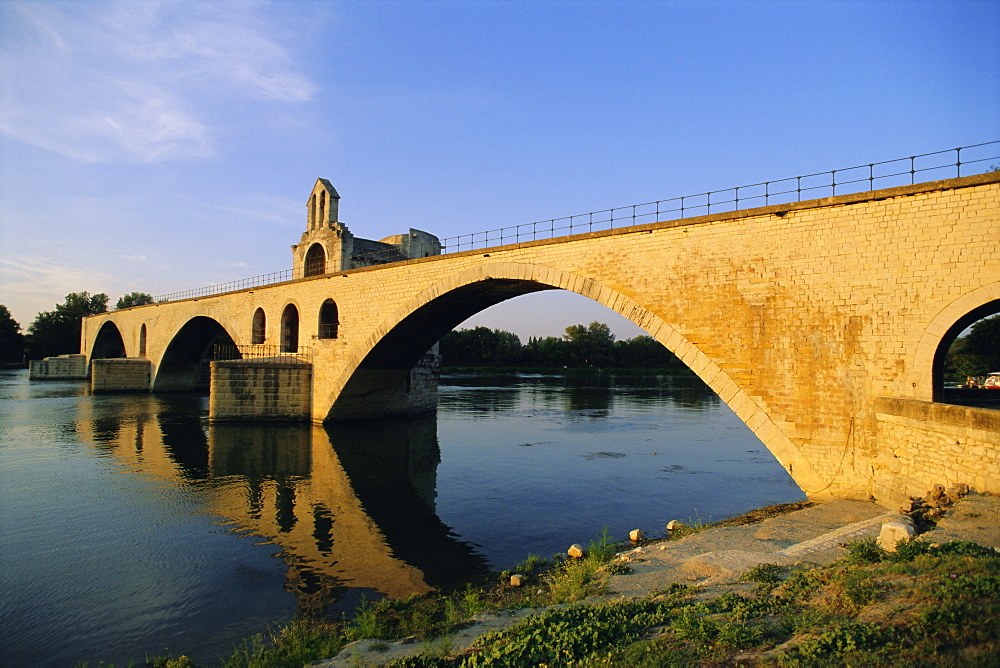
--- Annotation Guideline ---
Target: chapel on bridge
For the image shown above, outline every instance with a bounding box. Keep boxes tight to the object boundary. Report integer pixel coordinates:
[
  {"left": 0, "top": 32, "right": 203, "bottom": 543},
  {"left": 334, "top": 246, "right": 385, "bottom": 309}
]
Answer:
[{"left": 291, "top": 178, "right": 441, "bottom": 277}]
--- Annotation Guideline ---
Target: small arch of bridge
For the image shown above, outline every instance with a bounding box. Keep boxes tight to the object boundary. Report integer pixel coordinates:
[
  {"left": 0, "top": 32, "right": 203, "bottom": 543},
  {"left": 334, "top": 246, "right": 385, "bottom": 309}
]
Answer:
[
  {"left": 153, "top": 315, "right": 238, "bottom": 392},
  {"left": 916, "top": 283, "right": 1000, "bottom": 402},
  {"left": 92, "top": 320, "right": 127, "bottom": 359}
]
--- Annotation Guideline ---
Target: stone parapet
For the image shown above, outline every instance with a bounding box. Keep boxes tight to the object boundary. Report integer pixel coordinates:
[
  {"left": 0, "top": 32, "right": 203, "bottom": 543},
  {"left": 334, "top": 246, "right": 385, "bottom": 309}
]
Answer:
[{"left": 872, "top": 396, "right": 1000, "bottom": 507}]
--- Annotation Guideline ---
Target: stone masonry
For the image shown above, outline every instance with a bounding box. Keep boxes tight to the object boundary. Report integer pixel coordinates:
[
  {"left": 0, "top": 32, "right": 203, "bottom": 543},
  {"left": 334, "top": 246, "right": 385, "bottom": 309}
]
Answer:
[{"left": 81, "top": 173, "right": 1000, "bottom": 504}]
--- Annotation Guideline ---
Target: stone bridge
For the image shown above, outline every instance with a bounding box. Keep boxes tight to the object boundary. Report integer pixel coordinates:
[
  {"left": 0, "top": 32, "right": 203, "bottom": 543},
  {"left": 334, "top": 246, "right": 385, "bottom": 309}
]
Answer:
[{"left": 81, "top": 173, "right": 1000, "bottom": 504}]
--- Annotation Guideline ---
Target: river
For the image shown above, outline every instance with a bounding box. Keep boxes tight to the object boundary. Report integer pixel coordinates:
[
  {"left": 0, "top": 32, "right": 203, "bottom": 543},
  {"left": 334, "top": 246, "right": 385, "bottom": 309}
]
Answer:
[{"left": 0, "top": 367, "right": 805, "bottom": 666}]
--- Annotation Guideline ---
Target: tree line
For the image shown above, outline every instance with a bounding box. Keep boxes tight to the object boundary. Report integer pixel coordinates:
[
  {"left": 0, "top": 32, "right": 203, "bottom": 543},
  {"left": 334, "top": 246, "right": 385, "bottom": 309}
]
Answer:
[
  {"left": 0, "top": 292, "right": 153, "bottom": 363},
  {"left": 439, "top": 321, "right": 687, "bottom": 369}
]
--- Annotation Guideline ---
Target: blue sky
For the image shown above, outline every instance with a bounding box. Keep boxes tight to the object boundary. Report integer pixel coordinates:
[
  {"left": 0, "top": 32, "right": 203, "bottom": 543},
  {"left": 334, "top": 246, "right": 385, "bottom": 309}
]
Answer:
[{"left": 1, "top": 0, "right": 997, "bottom": 341}]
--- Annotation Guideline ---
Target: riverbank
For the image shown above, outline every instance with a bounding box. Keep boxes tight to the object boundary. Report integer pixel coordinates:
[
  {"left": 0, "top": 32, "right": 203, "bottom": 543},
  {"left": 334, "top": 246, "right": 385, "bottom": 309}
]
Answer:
[
  {"left": 179, "top": 493, "right": 997, "bottom": 667},
  {"left": 315, "top": 495, "right": 998, "bottom": 667}
]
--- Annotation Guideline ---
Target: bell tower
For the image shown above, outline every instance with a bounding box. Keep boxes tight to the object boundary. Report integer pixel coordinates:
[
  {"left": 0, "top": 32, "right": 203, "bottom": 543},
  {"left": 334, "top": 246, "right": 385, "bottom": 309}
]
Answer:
[{"left": 291, "top": 179, "right": 354, "bottom": 276}]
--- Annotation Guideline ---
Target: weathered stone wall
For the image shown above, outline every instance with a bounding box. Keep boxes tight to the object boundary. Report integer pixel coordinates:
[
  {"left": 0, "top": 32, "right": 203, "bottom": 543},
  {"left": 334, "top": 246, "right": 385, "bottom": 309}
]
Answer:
[
  {"left": 872, "top": 397, "right": 1000, "bottom": 507},
  {"left": 29, "top": 354, "right": 89, "bottom": 379},
  {"left": 82, "top": 173, "right": 1000, "bottom": 502},
  {"left": 91, "top": 358, "right": 152, "bottom": 392},
  {"left": 209, "top": 360, "right": 312, "bottom": 421}
]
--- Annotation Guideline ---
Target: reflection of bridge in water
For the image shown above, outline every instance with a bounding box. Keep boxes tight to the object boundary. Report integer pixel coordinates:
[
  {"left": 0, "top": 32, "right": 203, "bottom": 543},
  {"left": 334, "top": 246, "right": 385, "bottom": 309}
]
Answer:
[{"left": 74, "top": 396, "right": 490, "bottom": 617}]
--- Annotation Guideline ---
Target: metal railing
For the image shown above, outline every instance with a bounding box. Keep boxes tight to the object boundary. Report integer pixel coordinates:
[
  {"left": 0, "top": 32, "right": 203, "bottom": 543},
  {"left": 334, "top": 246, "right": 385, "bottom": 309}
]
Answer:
[
  {"left": 212, "top": 344, "right": 312, "bottom": 363},
  {"left": 149, "top": 141, "right": 998, "bottom": 305}
]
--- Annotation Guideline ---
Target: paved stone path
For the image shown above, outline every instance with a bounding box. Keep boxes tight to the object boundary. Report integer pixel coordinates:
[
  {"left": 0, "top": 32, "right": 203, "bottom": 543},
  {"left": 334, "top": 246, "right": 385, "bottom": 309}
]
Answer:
[{"left": 777, "top": 512, "right": 899, "bottom": 559}]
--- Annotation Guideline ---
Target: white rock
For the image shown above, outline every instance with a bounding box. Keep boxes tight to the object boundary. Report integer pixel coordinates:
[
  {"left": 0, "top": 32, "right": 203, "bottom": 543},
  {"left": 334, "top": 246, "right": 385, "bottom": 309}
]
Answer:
[
  {"left": 567, "top": 544, "right": 586, "bottom": 558},
  {"left": 667, "top": 520, "right": 686, "bottom": 532},
  {"left": 629, "top": 529, "right": 645, "bottom": 542},
  {"left": 877, "top": 521, "right": 916, "bottom": 552},
  {"left": 509, "top": 573, "right": 525, "bottom": 587}
]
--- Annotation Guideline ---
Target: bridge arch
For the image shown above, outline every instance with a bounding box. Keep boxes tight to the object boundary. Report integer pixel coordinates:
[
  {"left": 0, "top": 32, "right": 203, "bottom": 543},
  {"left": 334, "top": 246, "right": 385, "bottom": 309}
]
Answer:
[
  {"left": 323, "top": 261, "right": 822, "bottom": 491},
  {"left": 138, "top": 323, "right": 147, "bottom": 357},
  {"left": 91, "top": 321, "right": 127, "bottom": 359},
  {"left": 913, "top": 281, "right": 1000, "bottom": 402},
  {"left": 153, "top": 316, "right": 238, "bottom": 392}
]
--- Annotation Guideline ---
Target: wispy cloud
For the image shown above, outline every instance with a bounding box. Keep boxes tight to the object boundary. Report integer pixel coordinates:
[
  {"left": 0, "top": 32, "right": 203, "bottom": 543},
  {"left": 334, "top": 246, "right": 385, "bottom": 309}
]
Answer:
[
  {"left": 0, "top": 255, "right": 120, "bottom": 325},
  {"left": 180, "top": 192, "right": 304, "bottom": 228},
  {"left": 0, "top": 0, "right": 316, "bottom": 163}
]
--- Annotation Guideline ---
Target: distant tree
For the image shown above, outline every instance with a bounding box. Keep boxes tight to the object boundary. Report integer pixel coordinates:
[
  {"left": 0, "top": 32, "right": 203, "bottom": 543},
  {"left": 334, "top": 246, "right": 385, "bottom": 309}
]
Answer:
[
  {"left": 440, "top": 327, "right": 523, "bottom": 366},
  {"left": 563, "top": 321, "right": 615, "bottom": 366},
  {"left": 26, "top": 292, "right": 109, "bottom": 360},
  {"left": 613, "top": 335, "right": 683, "bottom": 369},
  {"left": 115, "top": 292, "right": 155, "bottom": 309},
  {"left": 0, "top": 305, "right": 26, "bottom": 363},
  {"left": 522, "top": 335, "right": 572, "bottom": 367},
  {"left": 949, "top": 314, "right": 1000, "bottom": 378}
]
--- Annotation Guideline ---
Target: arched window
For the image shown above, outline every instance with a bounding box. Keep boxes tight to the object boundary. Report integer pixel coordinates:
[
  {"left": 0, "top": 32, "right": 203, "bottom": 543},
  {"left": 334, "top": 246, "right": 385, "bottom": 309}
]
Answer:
[
  {"left": 304, "top": 243, "right": 326, "bottom": 277},
  {"left": 319, "top": 191, "right": 327, "bottom": 226},
  {"left": 309, "top": 194, "right": 316, "bottom": 230},
  {"left": 138, "top": 324, "right": 147, "bottom": 357},
  {"left": 318, "top": 299, "right": 339, "bottom": 339},
  {"left": 281, "top": 304, "right": 299, "bottom": 353},
  {"left": 251, "top": 308, "right": 266, "bottom": 345}
]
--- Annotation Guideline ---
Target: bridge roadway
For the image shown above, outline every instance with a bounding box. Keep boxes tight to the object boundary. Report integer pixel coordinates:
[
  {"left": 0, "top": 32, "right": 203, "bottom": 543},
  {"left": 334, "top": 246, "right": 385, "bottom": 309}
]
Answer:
[{"left": 82, "top": 173, "right": 1000, "bottom": 504}]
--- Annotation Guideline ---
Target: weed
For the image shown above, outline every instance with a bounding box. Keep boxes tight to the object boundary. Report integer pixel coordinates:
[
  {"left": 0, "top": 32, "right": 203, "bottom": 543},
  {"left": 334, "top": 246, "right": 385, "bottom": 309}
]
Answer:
[
  {"left": 844, "top": 536, "right": 884, "bottom": 564},
  {"left": 461, "top": 600, "right": 673, "bottom": 667},
  {"left": 588, "top": 526, "right": 621, "bottom": 561},
  {"left": 744, "top": 562, "right": 785, "bottom": 585},
  {"left": 780, "top": 622, "right": 890, "bottom": 664},
  {"left": 221, "top": 619, "right": 346, "bottom": 668}
]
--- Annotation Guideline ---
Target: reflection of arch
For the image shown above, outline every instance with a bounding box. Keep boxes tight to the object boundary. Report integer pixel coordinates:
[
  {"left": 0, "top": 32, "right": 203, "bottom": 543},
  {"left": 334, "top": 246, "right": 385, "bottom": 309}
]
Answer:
[
  {"left": 281, "top": 304, "right": 300, "bottom": 353},
  {"left": 138, "top": 324, "right": 147, "bottom": 357},
  {"left": 251, "top": 308, "right": 266, "bottom": 345},
  {"left": 154, "top": 316, "right": 238, "bottom": 391},
  {"left": 319, "top": 299, "right": 339, "bottom": 339},
  {"left": 915, "top": 283, "right": 1000, "bottom": 402},
  {"left": 324, "top": 262, "right": 819, "bottom": 493},
  {"left": 304, "top": 244, "right": 326, "bottom": 277},
  {"left": 92, "top": 321, "right": 127, "bottom": 359}
]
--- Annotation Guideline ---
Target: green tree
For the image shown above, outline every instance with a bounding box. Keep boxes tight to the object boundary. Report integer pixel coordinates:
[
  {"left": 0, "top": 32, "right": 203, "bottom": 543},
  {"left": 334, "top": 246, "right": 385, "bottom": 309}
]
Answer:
[
  {"left": 0, "top": 305, "right": 26, "bottom": 363},
  {"left": 440, "top": 327, "right": 523, "bottom": 366},
  {"left": 613, "top": 335, "right": 683, "bottom": 369},
  {"left": 26, "top": 292, "right": 109, "bottom": 360},
  {"left": 115, "top": 291, "right": 155, "bottom": 309},
  {"left": 523, "top": 335, "right": 572, "bottom": 367},
  {"left": 949, "top": 314, "right": 1000, "bottom": 378},
  {"left": 563, "top": 321, "right": 615, "bottom": 366}
]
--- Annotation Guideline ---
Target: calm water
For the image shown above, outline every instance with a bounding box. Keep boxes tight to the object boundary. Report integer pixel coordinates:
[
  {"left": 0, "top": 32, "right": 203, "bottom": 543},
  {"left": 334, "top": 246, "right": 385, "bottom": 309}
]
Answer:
[{"left": 0, "top": 368, "right": 804, "bottom": 666}]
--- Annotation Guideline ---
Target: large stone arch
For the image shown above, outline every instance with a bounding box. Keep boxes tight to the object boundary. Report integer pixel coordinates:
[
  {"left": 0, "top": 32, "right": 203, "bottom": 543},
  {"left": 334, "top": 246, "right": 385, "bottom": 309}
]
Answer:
[
  {"left": 91, "top": 320, "right": 127, "bottom": 359},
  {"left": 911, "top": 281, "right": 1000, "bottom": 402},
  {"left": 322, "top": 261, "right": 823, "bottom": 493},
  {"left": 153, "top": 316, "right": 238, "bottom": 392}
]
